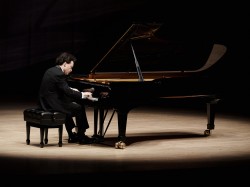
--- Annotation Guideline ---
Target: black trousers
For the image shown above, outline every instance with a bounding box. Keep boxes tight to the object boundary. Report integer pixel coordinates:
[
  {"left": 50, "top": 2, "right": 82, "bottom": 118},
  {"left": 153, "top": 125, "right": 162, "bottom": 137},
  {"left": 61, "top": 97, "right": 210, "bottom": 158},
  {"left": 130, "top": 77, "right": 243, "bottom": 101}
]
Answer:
[{"left": 64, "top": 102, "right": 89, "bottom": 137}]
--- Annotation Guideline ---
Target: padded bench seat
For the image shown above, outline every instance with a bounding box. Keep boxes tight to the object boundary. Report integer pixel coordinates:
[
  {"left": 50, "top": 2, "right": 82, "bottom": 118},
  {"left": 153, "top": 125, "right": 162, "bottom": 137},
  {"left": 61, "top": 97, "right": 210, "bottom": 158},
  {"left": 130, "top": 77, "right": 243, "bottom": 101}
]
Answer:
[{"left": 23, "top": 108, "right": 66, "bottom": 148}]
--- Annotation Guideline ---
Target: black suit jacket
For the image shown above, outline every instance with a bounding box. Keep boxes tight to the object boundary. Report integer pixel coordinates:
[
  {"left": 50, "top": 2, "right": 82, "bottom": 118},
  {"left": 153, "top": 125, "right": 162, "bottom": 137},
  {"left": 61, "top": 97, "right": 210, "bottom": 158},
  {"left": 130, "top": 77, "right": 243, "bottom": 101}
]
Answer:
[{"left": 39, "top": 66, "right": 82, "bottom": 114}]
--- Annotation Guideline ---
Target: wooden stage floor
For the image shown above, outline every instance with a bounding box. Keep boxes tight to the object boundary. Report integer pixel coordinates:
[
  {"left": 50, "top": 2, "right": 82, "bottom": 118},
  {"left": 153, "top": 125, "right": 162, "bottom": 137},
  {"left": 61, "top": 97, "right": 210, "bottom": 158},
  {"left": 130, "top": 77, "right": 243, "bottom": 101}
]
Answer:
[{"left": 0, "top": 96, "right": 249, "bottom": 185}]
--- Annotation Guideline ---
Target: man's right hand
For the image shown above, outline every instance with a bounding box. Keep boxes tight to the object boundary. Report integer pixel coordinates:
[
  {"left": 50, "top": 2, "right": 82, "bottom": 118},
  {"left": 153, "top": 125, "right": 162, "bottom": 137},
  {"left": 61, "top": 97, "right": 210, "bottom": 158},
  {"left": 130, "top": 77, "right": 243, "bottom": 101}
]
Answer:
[{"left": 81, "top": 91, "right": 93, "bottom": 99}]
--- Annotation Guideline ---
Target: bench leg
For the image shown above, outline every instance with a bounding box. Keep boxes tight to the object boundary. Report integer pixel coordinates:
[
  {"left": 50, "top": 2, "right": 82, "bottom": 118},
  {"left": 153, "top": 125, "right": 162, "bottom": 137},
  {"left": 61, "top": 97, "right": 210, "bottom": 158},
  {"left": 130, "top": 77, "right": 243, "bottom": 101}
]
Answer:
[
  {"left": 40, "top": 127, "right": 45, "bottom": 148},
  {"left": 25, "top": 121, "right": 64, "bottom": 148},
  {"left": 44, "top": 128, "right": 48, "bottom": 144},
  {"left": 26, "top": 122, "right": 31, "bottom": 145},
  {"left": 58, "top": 125, "right": 63, "bottom": 147}
]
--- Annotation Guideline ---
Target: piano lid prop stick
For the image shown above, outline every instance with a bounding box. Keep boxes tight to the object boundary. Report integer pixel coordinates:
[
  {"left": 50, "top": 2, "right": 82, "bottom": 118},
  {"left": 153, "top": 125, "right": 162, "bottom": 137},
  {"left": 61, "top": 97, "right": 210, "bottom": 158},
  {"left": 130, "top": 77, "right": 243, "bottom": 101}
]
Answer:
[{"left": 130, "top": 43, "right": 144, "bottom": 82}]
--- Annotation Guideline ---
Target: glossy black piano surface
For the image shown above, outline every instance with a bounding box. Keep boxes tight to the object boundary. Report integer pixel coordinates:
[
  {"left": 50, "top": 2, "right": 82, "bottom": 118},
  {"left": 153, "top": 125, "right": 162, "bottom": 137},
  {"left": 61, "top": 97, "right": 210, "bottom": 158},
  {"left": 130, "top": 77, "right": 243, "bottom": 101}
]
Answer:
[{"left": 67, "top": 23, "right": 227, "bottom": 149}]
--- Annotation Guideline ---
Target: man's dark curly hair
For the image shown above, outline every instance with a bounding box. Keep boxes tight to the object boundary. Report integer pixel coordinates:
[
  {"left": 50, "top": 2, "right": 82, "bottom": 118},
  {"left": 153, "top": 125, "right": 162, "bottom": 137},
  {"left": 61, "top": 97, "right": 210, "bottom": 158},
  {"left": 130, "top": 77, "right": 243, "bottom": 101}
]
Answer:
[{"left": 55, "top": 52, "right": 77, "bottom": 65}]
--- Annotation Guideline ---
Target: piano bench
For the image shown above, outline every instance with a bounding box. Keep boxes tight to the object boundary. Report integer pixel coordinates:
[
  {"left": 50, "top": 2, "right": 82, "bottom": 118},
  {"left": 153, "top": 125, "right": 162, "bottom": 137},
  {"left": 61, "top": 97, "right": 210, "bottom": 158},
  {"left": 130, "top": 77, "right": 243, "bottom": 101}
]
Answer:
[{"left": 23, "top": 108, "right": 66, "bottom": 148}]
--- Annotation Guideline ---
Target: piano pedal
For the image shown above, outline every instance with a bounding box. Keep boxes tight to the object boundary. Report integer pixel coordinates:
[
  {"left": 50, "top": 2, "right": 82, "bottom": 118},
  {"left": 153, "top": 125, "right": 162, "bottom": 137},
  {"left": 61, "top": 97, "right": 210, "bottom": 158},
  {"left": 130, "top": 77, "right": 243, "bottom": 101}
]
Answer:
[
  {"left": 115, "top": 141, "right": 126, "bottom": 149},
  {"left": 92, "top": 135, "right": 104, "bottom": 143}
]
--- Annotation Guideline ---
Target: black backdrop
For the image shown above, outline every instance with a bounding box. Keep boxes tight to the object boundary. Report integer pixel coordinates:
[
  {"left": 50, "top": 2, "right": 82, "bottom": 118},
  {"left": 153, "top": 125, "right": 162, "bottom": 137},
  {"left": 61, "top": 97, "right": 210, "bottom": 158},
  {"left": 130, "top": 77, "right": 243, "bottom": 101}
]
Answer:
[{"left": 0, "top": 0, "right": 249, "bottom": 115}]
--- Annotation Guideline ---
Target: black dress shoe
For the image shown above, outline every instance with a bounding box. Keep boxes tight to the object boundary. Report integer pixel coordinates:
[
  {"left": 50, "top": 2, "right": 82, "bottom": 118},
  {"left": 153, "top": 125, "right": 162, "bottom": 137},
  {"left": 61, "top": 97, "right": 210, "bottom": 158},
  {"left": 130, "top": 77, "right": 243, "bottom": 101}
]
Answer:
[
  {"left": 78, "top": 135, "right": 93, "bottom": 144},
  {"left": 68, "top": 132, "right": 79, "bottom": 143}
]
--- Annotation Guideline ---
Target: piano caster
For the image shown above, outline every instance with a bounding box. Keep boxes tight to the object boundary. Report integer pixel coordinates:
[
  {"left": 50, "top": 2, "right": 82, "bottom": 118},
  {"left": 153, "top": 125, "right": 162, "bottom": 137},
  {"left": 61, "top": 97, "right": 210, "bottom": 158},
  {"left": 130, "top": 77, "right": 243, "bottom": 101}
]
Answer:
[
  {"left": 115, "top": 141, "right": 126, "bottom": 149},
  {"left": 204, "top": 129, "right": 211, "bottom": 136}
]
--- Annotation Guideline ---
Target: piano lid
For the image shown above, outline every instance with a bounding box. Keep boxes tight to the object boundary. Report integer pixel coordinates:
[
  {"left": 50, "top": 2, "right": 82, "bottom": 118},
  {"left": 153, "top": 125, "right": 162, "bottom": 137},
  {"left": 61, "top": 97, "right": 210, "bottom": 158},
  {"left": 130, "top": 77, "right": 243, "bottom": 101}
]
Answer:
[{"left": 90, "top": 23, "right": 225, "bottom": 74}]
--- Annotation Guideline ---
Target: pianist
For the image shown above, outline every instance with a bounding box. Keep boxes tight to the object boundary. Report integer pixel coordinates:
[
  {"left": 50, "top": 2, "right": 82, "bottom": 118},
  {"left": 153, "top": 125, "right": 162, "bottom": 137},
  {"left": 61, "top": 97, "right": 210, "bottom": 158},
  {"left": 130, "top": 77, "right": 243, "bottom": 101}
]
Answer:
[{"left": 38, "top": 52, "right": 94, "bottom": 144}]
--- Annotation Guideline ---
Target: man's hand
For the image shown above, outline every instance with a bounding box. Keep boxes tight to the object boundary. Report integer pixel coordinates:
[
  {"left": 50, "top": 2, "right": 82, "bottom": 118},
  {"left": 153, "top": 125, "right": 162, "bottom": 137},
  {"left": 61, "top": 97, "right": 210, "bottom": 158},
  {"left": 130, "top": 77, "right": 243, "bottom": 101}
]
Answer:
[
  {"left": 81, "top": 91, "right": 98, "bottom": 101},
  {"left": 82, "top": 91, "right": 93, "bottom": 99}
]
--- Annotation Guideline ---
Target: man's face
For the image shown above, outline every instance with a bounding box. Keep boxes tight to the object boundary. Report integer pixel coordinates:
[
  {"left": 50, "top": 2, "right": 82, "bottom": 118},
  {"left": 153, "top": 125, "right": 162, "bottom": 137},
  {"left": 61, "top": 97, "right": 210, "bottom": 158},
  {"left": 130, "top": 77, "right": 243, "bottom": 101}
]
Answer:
[{"left": 63, "top": 61, "right": 74, "bottom": 75}]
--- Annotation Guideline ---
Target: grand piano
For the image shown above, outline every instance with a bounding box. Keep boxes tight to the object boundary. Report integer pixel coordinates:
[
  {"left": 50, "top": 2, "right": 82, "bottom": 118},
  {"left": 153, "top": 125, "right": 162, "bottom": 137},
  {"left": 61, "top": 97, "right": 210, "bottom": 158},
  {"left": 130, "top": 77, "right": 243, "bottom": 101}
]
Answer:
[{"left": 68, "top": 23, "right": 227, "bottom": 149}]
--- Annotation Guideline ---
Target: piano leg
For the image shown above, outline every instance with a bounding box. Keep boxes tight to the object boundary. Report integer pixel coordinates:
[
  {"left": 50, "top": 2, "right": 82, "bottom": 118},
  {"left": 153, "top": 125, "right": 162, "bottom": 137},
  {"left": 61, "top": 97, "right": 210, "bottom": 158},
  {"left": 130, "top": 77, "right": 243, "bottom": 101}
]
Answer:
[
  {"left": 204, "top": 98, "right": 220, "bottom": 136},
  {"left": 115, "top": 110, "right": 128, "bottom": 149}
]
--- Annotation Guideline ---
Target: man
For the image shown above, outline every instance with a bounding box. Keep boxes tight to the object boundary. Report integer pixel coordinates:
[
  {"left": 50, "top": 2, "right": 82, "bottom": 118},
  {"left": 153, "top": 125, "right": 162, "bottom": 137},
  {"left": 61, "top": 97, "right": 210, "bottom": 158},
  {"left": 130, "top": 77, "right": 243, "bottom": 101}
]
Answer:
[{"left": 39, "top": 52, "right": 93, "bottom": 144}]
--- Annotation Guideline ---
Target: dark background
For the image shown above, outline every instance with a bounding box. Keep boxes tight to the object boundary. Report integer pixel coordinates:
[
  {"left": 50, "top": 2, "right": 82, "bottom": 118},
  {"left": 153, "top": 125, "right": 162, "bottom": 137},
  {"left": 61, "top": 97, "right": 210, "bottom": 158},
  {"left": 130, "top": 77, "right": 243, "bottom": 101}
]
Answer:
[{"left": 0, "top": 0, "right": 249, "bottom": 115}]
